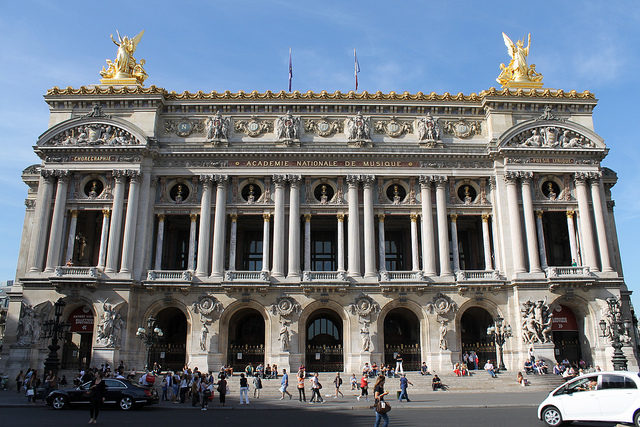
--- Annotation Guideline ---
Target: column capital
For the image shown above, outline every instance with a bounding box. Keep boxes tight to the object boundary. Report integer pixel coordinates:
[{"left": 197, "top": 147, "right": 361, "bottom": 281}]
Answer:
[
  {"left": 587, "top": 171, "right": 603, "bottom": 183},
  {"left": 504, "top": 171, "right": 520, "bottom": 183},
  {"left": 481, "top": 213, "right": 491, "bottom": 222},
  {"left": 566, "top": 210, "right": 575, "bottom": 218},
  {"left": 54, "top": 170, "right": 72, "bottom": 182},
  {"left": 410, "top": 213, "right": 418, "bottom": 222},
  {"left": 450, "top": 213, "right": 458, "bottom": 222},
  {"left": 125, "top": 170, "right": 142, "bottom": 181},
  {"left": 418, "top": 175, "right": 432, "bottom": 187},
  {"left": 574, "top": 172, "right": 589, "bottom": 185},
  {"left": 214, "top": 174, "right": 228, "bottom": 185},
  {"left": 112, "top": 169, "right": 128, "bottom": 182},
  {"left": 432, "top": 175, "right": 448, "bottom": 186},
  {"left": 199, "top": 174, "right": 215, "bottom": 183},
  {"left": 272, "top": 174, "right": 287, "bottom": 185},
  {"left": 70, "top": 210, "right": 79, "bottom": 218},
  {"left": 520, "top": 171, "right": 533, "bottom": 182},
  {"left": 157, "top": 213, "right": 165, "bottom": 221},
  {"left": 304, "top": 213, "right": 312, "bottom": 222},
  {"left": 40, "top": 169, "right": 56, "bottom": 181},
  {"left": 535, "top": 210, "right": 544, "bottom": 219},
  {"left": 102, "top": 209, "right": 111, "bottom": 217},
  {"left": 378, "top": 213, "right": 385, "bottom": 222},
  {"left": 361, "top": 175, "right": 375, "bottom": 185},
  {"left": 287, "top": 174, "right": 302, "bottom": 185},
  {"left": 263, "top": 213, "right": 271, "bottom": 222},
  {"left": 191, "top": 213, "right": 199, "bottom": 222},
  {"left": 336, "top": 213, "right": 345, "bottom": 222}
]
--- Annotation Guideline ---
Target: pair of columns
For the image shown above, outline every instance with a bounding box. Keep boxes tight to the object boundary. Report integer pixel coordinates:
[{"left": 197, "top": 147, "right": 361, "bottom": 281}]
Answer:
[
  {"left": 377, "top": 213, "right": 421, "bottom": 272},
  {"left": 195, "top": 175, "right": 228, "bottom": 278},
  {"left": 346, "top": 175, "right": 376, "bottom": 278},
  {"left": 153, "top": 213, "right": 198, "bottom": 270}
]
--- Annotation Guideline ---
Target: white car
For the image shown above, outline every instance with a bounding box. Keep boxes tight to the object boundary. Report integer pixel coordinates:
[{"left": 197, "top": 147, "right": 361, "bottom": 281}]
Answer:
[{"left": 538, "top": 371, "right": 640, "bottom": 426}]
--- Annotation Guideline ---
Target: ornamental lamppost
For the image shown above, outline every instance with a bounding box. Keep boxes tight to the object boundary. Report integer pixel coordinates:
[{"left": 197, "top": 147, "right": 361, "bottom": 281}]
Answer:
[
  {"left": 42, "top": 298, "right": 70, "bottom": 377},
  {"left": 136, "top": 316, "right": 163, "bottom": 370},
  {"left": 487, "top": 316, "right": 513, "bottom": 371},
  {"left": 599, "top": 297, "right": 631, "bottom": 371}
]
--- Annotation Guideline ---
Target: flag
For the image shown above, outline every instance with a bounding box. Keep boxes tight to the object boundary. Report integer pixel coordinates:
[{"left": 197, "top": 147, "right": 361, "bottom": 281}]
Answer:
[
  {"left": 354, "top": 48, "right": 360, "bottom": 91},
  {"left": 288, "top": 48, "right": 293, "bottom": 92}
]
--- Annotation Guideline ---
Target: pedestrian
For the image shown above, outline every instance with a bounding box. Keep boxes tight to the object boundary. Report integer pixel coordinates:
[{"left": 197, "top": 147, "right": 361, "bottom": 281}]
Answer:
[
  {"left": 179, "top": 373, "right": 189, "bottom": 403},
  {"left": 26, "top": 369, "right": 38, "bottom": 403},
  {"left": 239, "top": 373, "right": 250, "bottom": 404},
  {"left": 217, "top": 376, "right": 227, "bottom": 406},
  {"left": 297, "top": 369, "right": 306, "bottom": 402},
  {"left": 309, "top": 372, "right": 323, "bottom": 403},
  {"left": 350, "top": 373, "right": 358, "bottom": 390},
  {"left": 191, "top": 374, "right": 201, "bottom": 407},
  {"left": 87, "top": 371, "right": 106, "bottom": 424},
  {"left": 357, "top": 374, "right": 368, "bottom": 401},
  {"left": 280, "top": 368, "right": 292, "bottom": 400},
  {"left": 253, "top": 374, "right": 263, "bottom": 398},
  {"left": 161, "top": 374, "right": 168, "bottom": 401},
  {"left": 15, "top": 370, "right": 24, "bottom": 394},
  {"left": 398, "top": 374, "right": 413, "bottom": 402},
  {"left": 200, "top": 378, "right": 213, "bottom": 411},
  {"left": 395, "top": 352, "right": 404, "bottom": 376},
  {"left": 373, "top": 375, "right": 390, "bottom": 427},
  {"left": 333, "top": 372, "right": 344, "bottom": 398},
  {"left": 172, "top": 372, "right": 180, "bottom": 402},
  {"left": 528, "top": 346, "right": 535, "bottom": 364}
]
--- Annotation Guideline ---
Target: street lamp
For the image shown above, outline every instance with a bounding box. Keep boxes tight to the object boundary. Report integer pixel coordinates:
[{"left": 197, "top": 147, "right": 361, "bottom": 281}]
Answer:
[
  {"left": 487, "top": 316, "right": 513, "bottom": 371},
  {"left": 599, "top": 297, "right": 630, "bottom": 371},
  {"left": 42, "top": 298, "right": 70, "bottom": 377},
  {"left": 136, "top": 316, "right": 163, "bottom": 370}
]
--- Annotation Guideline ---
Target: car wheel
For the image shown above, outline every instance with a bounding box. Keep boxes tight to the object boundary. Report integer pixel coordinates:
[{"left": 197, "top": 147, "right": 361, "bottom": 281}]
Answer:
[
  {"left": 51, "top": 395, "right": 66, "bottom": 410},
  {"left": 542, "top": 406, "right": 564, "bottom": 427},
  {"left": 634, "top": 410, "right": 640, "bottom": 427},
  {"left": 119, "top": 396, "right": 133, "bottom": 411}
]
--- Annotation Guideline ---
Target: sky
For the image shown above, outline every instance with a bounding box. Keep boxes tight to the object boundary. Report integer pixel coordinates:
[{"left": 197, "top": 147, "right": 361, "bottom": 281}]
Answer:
[{"left": 0, "top": 1, "right": 639, "bottom": 306}]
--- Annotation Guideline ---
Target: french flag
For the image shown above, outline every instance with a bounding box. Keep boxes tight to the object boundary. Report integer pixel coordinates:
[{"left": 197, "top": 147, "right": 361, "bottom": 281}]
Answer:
[
  {"left": 288, "top": 48, "right": 293, "bottom": 92},
  {"left": 354, "top": 48, "right": 360, "bottom": 91}
]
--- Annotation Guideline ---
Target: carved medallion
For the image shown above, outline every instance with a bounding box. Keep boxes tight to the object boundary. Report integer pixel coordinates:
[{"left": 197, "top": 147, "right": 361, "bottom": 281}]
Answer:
[
  {"left": 305, "top": 117, "right": 343, "bottom": 137},
  {"left": 235, "top": 116, "right": 273, "bottom": 137},
  {"left": 192, "top": 295, "right": 224, "bottom": 320},
  {"left": 442, "top": 119, "right": 481, "bottom": 138},
  {"left": 426, "top": 293, "right": 458, "bottom": 317},
  {"left": 374, "top": 117, "right": 412, "bottom": 138},
  {"left": 164, "top": 119, "right": 205, "bottom": 137},
  {"left": 349, "top": 294, "right": 380, "bottom": 320},
  {"left": 271, "top": 296, "right": 301, "bottom": 318}
]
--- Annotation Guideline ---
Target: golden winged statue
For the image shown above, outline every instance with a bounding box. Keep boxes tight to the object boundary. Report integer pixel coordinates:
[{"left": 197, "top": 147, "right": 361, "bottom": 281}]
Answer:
[
  {"left": 496, "top": 32, "right": 543, "bottom": 88},
  {"left": 100, "top": 30, "right": 148, "bottom": 85}
]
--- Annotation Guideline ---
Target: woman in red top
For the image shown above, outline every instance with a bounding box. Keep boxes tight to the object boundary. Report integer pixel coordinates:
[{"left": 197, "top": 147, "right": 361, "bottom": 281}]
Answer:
[{"left": 357, "top": 375, "right": 368, "bottom": 401}]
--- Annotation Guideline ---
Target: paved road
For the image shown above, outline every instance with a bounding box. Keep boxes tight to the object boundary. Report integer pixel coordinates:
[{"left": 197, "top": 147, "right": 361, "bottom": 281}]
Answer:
[{"left": 0, "top": 405, "right": 622, "bottom": 427}]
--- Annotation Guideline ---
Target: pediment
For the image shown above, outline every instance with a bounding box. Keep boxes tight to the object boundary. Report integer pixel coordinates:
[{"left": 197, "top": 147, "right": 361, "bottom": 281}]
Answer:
[
  {"left": 37, "top": 116, "right": 148, "bottom": 147},
  {"left": 498, "top": 119, "right": 605, "bottom": 151}
]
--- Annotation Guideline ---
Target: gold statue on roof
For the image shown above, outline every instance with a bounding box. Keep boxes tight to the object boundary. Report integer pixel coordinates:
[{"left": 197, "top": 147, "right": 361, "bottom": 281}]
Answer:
[
  {"left": 496, "top": 32, "right": 543, "bottom": 89},
  {"left": 100, "top": 30, "right": 147, "bottom": 86}
]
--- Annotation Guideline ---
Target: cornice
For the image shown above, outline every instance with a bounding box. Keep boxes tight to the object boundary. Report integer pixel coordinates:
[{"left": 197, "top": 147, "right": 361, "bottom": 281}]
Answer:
[{"left": 45, "top": 86, "right": 596, "bottom": 102}]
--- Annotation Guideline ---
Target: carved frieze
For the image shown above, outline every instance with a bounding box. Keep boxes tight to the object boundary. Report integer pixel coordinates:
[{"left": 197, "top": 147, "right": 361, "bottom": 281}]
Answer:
[
  {"left": 506, "top": 126, "right": 595, "bottom": 149},
  {"left": 521, "top": 298, "right": 553, "bottom": 344},
  {"left": 374, "top": 117, "right": 412, "bottom": 138},
  {"left": 304, "top": 117, "right": 343, "bottom": 137},
  {"left": 442, "top": 119, "right": 481, "bottom": 138},
  {"left": 48, "top": 124, "right": 141, "bottom": 146},
  {"left": 420, "top": 160, "right": 491, "bottom": 169},
  {"left": 164, "top": 119, "right": 205, "bottom": 137},
  {"left": 234, "top": 116, "right": 273, "bottom": 137}
]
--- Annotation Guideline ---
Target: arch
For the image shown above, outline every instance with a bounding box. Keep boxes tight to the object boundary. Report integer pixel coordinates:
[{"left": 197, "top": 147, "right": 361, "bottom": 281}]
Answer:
[
  {"left": 142, "top": 299, "right": 192, "bottom": 370},
  {"left": 218, "top": 300, "right": 270, "bottom": 371},
  {"left": 378, "top": 299, "right": 428, "bottom": 368},
  {"left": 548, "top": 295, "right": 598, "bottom": 365},
  {"left": 298, "top": 300, "right": 349, "bottom": 372},
  {"left": 61, "top": 300, "right": 96, "bottom": 370},
  {"left": 456, "top": 301, "right": 503, "bottom": 368},
  {"left": 151, "top": 307, "right": 188, "bottom": 371},
  {"left": 497, "top": 118, "right": 605, "bottom": 150},
  {"left": 36, "top": 115, "right": 148, "bottom": 146}
]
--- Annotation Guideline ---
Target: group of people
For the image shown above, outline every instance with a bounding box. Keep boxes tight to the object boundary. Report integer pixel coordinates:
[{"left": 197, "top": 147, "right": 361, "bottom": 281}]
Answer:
[{"left": 243, "top": 362, "right": 279, "bottom": 379}]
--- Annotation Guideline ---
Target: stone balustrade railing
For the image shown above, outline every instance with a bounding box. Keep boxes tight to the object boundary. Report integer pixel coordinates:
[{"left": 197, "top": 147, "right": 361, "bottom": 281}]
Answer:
[
  {"left": 379, "top": 270, "right": 424, "bottom": 281},
  {"left": 455, "top": 270, "right": 501, "bottom": 281},
  {"left": 54, "top": 266, "right": 99, "bottom": 278},
  {"left": 146, "top": 270, "right": 192, "bottom": 281},
  {"left": 302, "top": 271, "right": 347, "bottom": 281},
  {"left": 545, "top": 266, "right": 591, "bottom": 278},
  {"left": 224, "top": 270, "right": 269, "bottom": 281}
]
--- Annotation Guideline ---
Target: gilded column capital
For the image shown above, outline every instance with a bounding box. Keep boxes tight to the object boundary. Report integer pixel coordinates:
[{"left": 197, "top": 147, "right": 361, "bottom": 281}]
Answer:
[
  {"left": 566, "top": 210, "right": 575, "bottom": 218},
  {"left": 535, "top": 210, "right": 544, "bottom": 219},
  {"left": 410, "top": 213, "right": 419, "bottom": 222},
  {"left": 450, "top": 213, "right": 458, "bottom": 222},
  {"left": 304, "top": 213, "right": 312, "bottom": 222},
  {"left": 336, "top": 213, "right": 345, "bottom": 222},
  {"left": 191, "top": 213, "right": 199, "bottom": 222},
  {"left": 481, "top": 213, "right": 491, "bottom": 222},
  {"left": 102, "top": 209, "right": 111, "bottom": 217},
  {"left": 229, "top": 213, "right": 237, "bottom": 222},
  {"left": 378, "top": 213, "right": 386, "bottom": 222},
  {"left": 157, "top": 214, "right": 165, "bottom": 221},
  {"left": 262, "top": 213, "right": 271, "bottom": 222},
  {"left": 70, "top": 210, "right": 79, "bottom": 218}
]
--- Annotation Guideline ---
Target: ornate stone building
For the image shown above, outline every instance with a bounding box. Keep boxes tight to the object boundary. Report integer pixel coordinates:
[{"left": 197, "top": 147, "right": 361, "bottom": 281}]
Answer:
[{"left": 2, "top": 34, "right": 638, "bottom": 374}]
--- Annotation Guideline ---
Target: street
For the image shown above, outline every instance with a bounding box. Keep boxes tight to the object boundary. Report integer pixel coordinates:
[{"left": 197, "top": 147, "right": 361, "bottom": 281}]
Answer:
[{"left": 0, "top": 405, "right": 622, "bottom": 427}]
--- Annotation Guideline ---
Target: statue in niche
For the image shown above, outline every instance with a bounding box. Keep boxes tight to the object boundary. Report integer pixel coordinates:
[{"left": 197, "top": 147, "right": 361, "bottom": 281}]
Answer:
[
  {"left": 320, "top": 185, "right": 328, "bottom": 204},
  {"left": 247, "top": 184, "right": 256, "bottom": 203},
  {"left": 75, "top": 233, "right": 87, "bottom": 261},
  {"left": 547, "top": 182, "right": 557, "bottom": 200},
  {"left": 174, "top": 184, "right": 184, "bottom": 203},
  {"left": 463, "top": 186, "right": 473, "bottom": 205},
  {"left": 439, "top": 319, "right": 448, "bottom": 350},
  {"left": 88, "top": 181, "right": 99, "bottom": 198},
  {"left": 279, "top": 322, "right": 291, "bottom": 352},
  {"left": 392, "top": 185, "right": 401, "bottom": 205}
]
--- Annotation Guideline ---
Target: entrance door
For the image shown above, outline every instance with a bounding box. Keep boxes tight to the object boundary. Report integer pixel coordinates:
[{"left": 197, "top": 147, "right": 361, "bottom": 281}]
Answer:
[
  {"left": 227, "top": 309, "right": 265, "bottom": 371},
  {"left": 62, "top": 306, "right": 94, "bottom": 370},
  {"left": 551, "top": 305, "right": 582, "bottom": 363},
  {"left": 149, "top": 307, "right": 187, "bottom": 371},
  {"left": 306, "top": 310, "right": 343, "bottom": 372},
  {"left": 460, "top": 307, "right": 495, "bottom": 367},
  {"left": 384, "top": 308, "right": 421, "bottom": 370}
]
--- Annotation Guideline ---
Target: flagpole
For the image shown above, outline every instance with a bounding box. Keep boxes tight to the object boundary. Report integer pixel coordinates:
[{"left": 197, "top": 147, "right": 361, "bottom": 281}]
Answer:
[
  {"left": 354, "top": 48, "right": 360, "bottom": 92},
  {"left": 288, "top": 48, "right": 292, "bottom": 92}
]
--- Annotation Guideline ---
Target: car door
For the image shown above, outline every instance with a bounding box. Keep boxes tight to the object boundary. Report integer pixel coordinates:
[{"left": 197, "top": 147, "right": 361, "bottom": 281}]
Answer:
[
  {"left": 556, "top": 375, "right": 601, "bottom": 421},
  {"left": 595, "top": 374, "right": 638, "bottom": 422},
  {"left": 104, "top": 379, "right": 127, "bottom": 403},
  {"left": 68, "top": 382, "right": 92, "bottom": 404}
]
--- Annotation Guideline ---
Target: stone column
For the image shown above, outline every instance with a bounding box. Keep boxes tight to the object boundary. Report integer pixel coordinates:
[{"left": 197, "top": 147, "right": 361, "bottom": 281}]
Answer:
[
  {"left": 195, "top": 176, "right": 213, "bottom": 277},
  {"left": 481, "top": 213, "right": 493, "bottom": 270},
  {"left": 520, "top": 173, "right": 542, "bottom": 273},
  {"left": 188, "top": 214, "right": 198, "bottom": 271},
  {"left": 535, "top": 211, "right": 548, "bottom": 270},
  {"left": 45, "top": 172, "right": 70, "bottom": 272},
  {"left": 210, "top": 175, "right": 228, "bottom": 279},
  {"left": 566, "top": 210, "right": 579, "bottom": 265},
  {"left": 154, "top": 214, "right": 165, "bottom": 270},
  {"left": 120, "top": 171, "right": 141, "bottom": 274},
  {"left": 227, "top": 214, "right": 237, "bottom": 272},
  {"left": 410, "top": 213, "right": 420, "bottom": 272},
  {"left": 434, "top": 176, "right": 452, "bottom": 276},
  {"left": 378, "top": 214, "right": 386, "bottom": 272},
  {"left": 590, "top": 175, "right": 613, "bottom": 272},
  {"left": 489, "top": 178, "right": 502, "bottom": 272},
  {"left": 504, "top": 173, "right": 526, "bottom": 274},
  {"left": 262, "top": 213, "right": 271, "bottom": 273},
  {"left": 450, "top": 214, "right": 460, "bottom": 272},
  {"left": 574, "top": 173, "right": 599, "bottom": 271},
  {"left": 346, "top": 175, "right": 361, "bottom": 277},
  {"left": 28, "top": 171, "right": 55, "bottom": 272},
  {"left": 337, "top": 213, "right": 345, "bottom": 272},
  {"left": 419, "top": 176, "right": 436, "bottom": 276},
  {"left": 362, "top": 176, "right": 377, "bottom": 278},
  {"left": 271, "top": 175, "right": 286, "bottom": 278},
  {"left": 304, "top": 214, "right": 311, "bottom": 271},
  {"left": 287, "top": 176, "right": 301, "bottom": 279},
  {"left": 105, "top": 171, "right": 127, "bottom": 273},
  {"left": 65, "top": 210, "right": 79, "bottom": 263},
  {"left": 97, "top": 210, "right": 111, "bottom": 269}
]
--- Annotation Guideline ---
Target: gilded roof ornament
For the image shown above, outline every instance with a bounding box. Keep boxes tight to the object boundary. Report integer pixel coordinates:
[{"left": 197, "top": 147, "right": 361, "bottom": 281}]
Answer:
[
  {"left": 100, "top": 30, "right": 148, "bottom": 86},
  {"left": 496, "top": 32, "right": 543, "bottom": 89}
]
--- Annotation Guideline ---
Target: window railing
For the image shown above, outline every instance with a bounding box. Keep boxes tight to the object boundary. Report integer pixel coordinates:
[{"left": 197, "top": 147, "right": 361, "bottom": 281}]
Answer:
[
  {"left": 455, "top": 270, "right": 501, "bottom": 281},
  {"left": 54, "top": 266, "right": 99, "bottom": 278},
  {"left": 379, "top": 270, "right": 424, "bottom": 281},
  {"left": 146, "top": 270, "right": 192, "bottom": 281},
  {"left": 545, "top": 266, "right": 591, "bottom": 278},
  {"left": 224, "top": 270, "right": 270, "bottom": 281},
  {"left": 302, "top": 271, "right": 347, "bottom": 281}
]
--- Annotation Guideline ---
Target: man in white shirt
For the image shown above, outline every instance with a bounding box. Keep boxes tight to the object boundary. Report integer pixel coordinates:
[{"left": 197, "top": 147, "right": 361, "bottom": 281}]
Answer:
[{"left": 484, "top": 360, "right": 496, "bottom": 378}]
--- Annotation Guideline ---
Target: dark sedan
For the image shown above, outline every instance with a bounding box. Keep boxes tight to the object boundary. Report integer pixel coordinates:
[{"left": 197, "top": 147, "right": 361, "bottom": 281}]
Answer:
[{"left": 46, "top": 378, "right": 158, "bottom": 410}]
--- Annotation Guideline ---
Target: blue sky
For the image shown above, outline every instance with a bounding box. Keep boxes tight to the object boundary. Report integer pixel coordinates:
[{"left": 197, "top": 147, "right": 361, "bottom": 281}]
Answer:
[{"left": 1, "top": 1, "right": 639, "bottom": 305}]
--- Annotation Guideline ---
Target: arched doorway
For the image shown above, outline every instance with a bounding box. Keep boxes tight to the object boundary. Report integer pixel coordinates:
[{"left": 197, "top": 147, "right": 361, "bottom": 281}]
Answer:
[
  {"left": 460, "top": 307, "right": 495, "bottom": 367},
  {"left": 383, "top": 308, "right": 421, "bottom": 370},
  {"left": 551, "top": 305, "right": 582, "bottom": 364},
  {"left": 150, "top": 307, "right": 187, "bottom": 371},
  {"left": 227, "top": 309, "right": 265, "bottom": 371},
  {"left": 62, "top": 306, "right": 94, "bottom": 370},
  {"left": 305, "top": 310, "right": 343, "bottom": 372}
]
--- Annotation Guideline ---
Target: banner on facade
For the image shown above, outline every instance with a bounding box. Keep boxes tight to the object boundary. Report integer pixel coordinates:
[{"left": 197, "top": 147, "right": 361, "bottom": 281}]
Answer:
[
  {"left": 68, "top": 306, "right": 94, "bottom": 333},
  {"left": 551, "top": 305, "right": 578, "bottom": 331}
]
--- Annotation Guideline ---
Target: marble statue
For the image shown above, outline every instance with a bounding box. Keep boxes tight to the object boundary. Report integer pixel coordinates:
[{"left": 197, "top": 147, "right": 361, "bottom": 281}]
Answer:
[
  {"left": 275, "top": 111, "right": 300, "bottom": 141},
  {"left": 16, "top": 303, "right": 36, "bottom": 345},
  {"left": 439, "top": 320, "right": 448, "bottom": 350},
  {"left": 96, "top": 301, "right": 123, "bottom": 347},
  {"left": 345, "top": 112, "right": 371, "bottom": 142},
  {"left": 279, "top": 323, "right": 290, "bottom": 352},
  {"left": 521, "top": 299, "right": 553, "bottom": 344},
  {"left": 416, "top": 113, "right": 440, "bottom": 142},
  {"left": 205, "top": 111, "right": 230, "bottom": 142},
  {"left": 360, "top": 321, "right": 371, "bottom": 352}
]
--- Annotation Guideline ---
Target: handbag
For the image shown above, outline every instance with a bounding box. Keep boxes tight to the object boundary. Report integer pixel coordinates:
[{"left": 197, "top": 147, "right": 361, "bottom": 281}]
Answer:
[{"left": 376, "top": 400, "right": 391, "bottom": 414}]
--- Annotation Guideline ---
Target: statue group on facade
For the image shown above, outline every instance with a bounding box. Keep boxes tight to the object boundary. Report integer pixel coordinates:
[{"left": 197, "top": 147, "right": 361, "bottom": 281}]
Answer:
[
  {"left": 510, "top": 126, "right": 595, "bottom": 149},
  {"left": 96, "top": 301, "right": 124, "bottom": 348},
  {"left": 521, "top": 299, "right": 553, "bottom": 344},
  {"left": 50, "top": 124, "right": 139, "bottom": 146},
  {"left": 496, "top": 32, "right": 543, "bottom": 88},
  {"left": 100, "top": 30, "right": 148, "bottom": 85}
]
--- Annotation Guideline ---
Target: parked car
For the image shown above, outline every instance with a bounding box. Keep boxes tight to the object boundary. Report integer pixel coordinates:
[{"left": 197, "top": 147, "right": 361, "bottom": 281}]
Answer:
[
  {"left": 46, "top": 378, "right": 158, "bottom": 410},
  {"left": 538, "top": 371, "right": 640, "bottom": 426}
]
